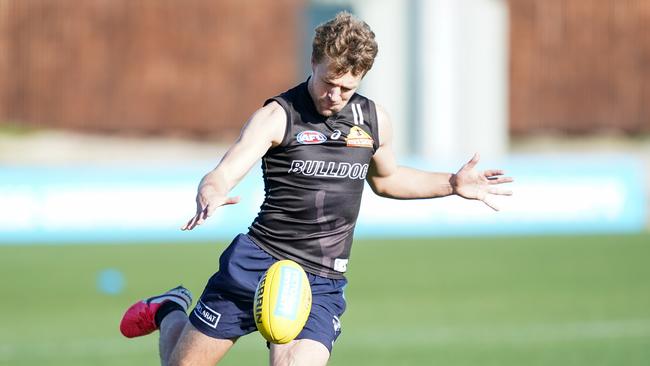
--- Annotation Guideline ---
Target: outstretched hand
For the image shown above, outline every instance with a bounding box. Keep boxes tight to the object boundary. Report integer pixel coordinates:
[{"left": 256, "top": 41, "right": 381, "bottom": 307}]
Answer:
[
  {"left": 181, "top": 183, "right": 240, "bottom": 231},
  {"left": 451, "top": 153, "right": 513, "bottom": 211}
]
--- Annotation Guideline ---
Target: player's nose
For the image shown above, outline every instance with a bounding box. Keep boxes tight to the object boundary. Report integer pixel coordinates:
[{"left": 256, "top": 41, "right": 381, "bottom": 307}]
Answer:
[{"left": 327, "top": 88, "right": 342, "bottom": 103}]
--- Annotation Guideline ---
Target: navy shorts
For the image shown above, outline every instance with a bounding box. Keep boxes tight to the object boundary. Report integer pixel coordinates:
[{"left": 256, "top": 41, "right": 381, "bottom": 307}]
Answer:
[{"left": 189, "top": 233, "right": 347, "bottom": 353}]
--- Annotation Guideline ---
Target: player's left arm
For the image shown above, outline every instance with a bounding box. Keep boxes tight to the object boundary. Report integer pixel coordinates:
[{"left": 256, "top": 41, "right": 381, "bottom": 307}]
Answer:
[{"left": 366, "top": 104, "right": 513, "bottom": 211}]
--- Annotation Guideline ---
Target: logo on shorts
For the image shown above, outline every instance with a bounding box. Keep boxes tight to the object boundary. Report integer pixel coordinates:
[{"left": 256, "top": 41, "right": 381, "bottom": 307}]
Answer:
[
  {"left": 333, "top": 315, "right": 342, "bottom": 333},
  {"left": 193, "top": 300, "right": 221, "bottom": 329},
  {"left": 297, "top": 130, "right": 327, "bottom": 144}
]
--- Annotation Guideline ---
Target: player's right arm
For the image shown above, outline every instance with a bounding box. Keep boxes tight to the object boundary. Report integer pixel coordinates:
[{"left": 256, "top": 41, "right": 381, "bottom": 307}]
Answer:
[
  {"left": 181, "top": 102, "right": 286, "bottom": 231},
  {"left": 366, "top": 104, "right": 513, "bottom": 210}
]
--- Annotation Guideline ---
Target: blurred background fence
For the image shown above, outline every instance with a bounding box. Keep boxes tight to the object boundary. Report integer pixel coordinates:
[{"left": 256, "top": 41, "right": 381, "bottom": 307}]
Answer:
[
  {"left": 1, "top": 0, "right": 649, "bottom": 138},
  {"left": 509, "top": 0, "right": 650, "bottom": 135},
  {"left": 0, "top": 0, "right": 302, "bottom": 140}
]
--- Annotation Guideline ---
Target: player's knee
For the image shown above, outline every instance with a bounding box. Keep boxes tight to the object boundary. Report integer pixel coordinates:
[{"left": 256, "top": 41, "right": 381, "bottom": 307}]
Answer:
[
  {"left": 166, "top": 348, "right": 209, "bottom": 366},
  {"left": 163, "top": 323, "right": 210, "bottom": 366},
  {"left": 165, "top": 323, "right": 234, "bottom": 366},
  {"left": 271, "top": 340, "right": 329, "bottom": 366},
  {"left": 165, "top": 347, "right": 186, "bottom": 366},
  {"left": 269, "top": 343, "right": 295, "bottom": 366},
  {"left": 167, "top": 358, "right": 201, "bottom": 366}
]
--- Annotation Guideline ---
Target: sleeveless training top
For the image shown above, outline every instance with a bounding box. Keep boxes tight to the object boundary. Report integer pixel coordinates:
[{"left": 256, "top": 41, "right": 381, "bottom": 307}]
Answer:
[{"left": 247, "top": 79, "right": 379, "bottom": 279}]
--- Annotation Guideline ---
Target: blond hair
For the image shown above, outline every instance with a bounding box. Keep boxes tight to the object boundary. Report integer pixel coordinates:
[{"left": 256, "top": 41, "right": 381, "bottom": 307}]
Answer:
[{"left": 312, "top": 11, "right": 378, "bottom": 77}]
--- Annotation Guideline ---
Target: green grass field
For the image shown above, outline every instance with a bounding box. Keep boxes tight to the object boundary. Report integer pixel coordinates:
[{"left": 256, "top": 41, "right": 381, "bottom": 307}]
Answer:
[{"left": 1, "top": 233, "right": 649, "bottom": 366}]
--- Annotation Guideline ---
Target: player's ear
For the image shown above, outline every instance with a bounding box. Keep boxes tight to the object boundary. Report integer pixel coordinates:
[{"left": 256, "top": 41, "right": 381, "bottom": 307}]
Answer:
[{"left": 310, "top": 56, "right": 318, "bottom": 74}]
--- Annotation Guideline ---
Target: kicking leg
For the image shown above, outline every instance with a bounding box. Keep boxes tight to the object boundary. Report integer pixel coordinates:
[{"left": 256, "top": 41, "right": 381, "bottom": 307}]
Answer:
[{"left": 167, "top": 321, "right": 236, "bottom": 366}]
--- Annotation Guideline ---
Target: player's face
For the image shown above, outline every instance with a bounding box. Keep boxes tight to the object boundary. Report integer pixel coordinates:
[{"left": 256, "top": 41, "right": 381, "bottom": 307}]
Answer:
[{"left": 308, "top": 60, "right": 363, "bottom": 117}]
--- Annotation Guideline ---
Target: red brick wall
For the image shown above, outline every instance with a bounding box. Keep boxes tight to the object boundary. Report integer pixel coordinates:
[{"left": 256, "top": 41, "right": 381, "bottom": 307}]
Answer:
[
  {"left": 509, "top": 0, "right": 650, "bottom": 135},
  {"left": 0, "top": 0, "right": 304, "bottom": 140}
]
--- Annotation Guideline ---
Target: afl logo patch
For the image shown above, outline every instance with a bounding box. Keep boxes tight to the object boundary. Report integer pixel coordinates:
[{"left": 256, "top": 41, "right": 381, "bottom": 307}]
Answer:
[{"left": 297, "top": 131, "right": 327, "bottom": 145}]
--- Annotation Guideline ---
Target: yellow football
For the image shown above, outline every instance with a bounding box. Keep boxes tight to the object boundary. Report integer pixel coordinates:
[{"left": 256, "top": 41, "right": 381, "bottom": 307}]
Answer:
[{"left": 254, "top": 260, "right": 312, "bottom": 344}]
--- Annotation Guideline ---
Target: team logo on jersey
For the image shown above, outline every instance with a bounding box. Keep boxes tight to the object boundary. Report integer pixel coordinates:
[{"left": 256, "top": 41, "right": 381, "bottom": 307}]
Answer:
[
  {"left": 297, "top": 130, "right": 327, "bottom": 144},
  {"left": 346, "top": 126, "right": 373, "bottom": 148},
  {"left": 289, "top": 160, "right": 368, "bottom": 180}
]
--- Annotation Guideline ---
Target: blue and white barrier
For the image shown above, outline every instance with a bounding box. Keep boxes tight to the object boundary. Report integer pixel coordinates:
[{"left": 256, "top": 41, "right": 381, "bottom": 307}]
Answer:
[{"left": 0, "top": 154, "right": 645, "bottom": 244}]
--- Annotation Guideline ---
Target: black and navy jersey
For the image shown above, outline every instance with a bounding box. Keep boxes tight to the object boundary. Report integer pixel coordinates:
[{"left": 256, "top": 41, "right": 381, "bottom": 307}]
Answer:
[{"left": 247, "top": 79, "right": 379, "bottom": 279}]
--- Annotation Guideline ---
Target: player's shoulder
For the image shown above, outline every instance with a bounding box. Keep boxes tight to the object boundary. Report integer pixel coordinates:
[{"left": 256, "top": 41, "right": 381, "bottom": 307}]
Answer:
[
  {"left": 253, "top": 101, "right": 286, "bottom": 124},
  {"left": 370, "top": 103, "right": 392, "bottom": 147},
  {"left": 373, "top": 103, "right": 391, "bottom": 125},
  {"left": 243, "top": 101, "right": 287, "bottom": 146},
  {"left": 261, "top": 100, "right": 284, "bottom": 114}
]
